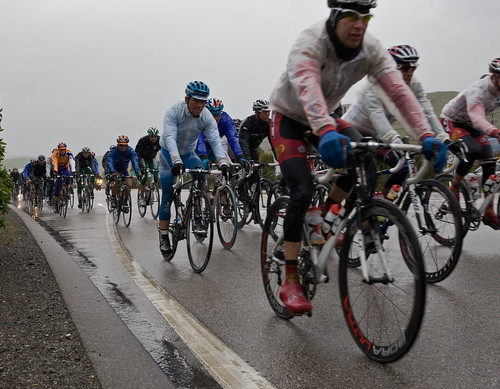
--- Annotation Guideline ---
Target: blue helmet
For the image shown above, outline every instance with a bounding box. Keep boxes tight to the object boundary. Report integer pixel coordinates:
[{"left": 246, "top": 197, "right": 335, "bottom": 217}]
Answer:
[
  {"left": 206, "top": 98, "right": 224, "bottom": 114},
  {"left": 185, "top": 81, "right": 210, "bottom": 101}
]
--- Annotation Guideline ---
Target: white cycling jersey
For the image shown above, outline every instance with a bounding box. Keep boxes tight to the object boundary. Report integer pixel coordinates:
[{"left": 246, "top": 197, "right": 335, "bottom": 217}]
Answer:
[
  {"left": 441, "top": 74, "right": 500, "bottom": 136},
  {"left": 160, "top": 100, "right": 227, "bottom": 165},
  {"left": 269, "top": 18, "right": 432, "bottom": 140},
  {"left": 343, "top": 76, "right": 449, "bottom": 143}
]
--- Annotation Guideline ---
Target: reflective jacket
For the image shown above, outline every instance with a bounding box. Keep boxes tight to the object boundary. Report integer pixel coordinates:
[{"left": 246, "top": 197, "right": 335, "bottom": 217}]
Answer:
[
  {"left": 441, "top": 74, "right": 500, "bottom": 136},
  {"left": 269, "top": 18, "right": 432, "bottom": 140}
]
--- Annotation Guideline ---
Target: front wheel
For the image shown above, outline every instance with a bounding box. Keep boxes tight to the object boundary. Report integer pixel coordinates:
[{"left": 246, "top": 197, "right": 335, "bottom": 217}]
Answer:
[
  {"left": 137, "top": 189, "right": 147, "bottom": 218},
  {"left": 150, "top": 183, "right": 160, "bottom": 220},
  {"left": 216, "top": 185, "right": 238, "bottom": 249},
  {"left": 338, "top": 199, "right": 426, "bottom": 363},
  {"left": 122, "top": 187, "right": 132, "bottom": 227},
  {"left": 186, "top": 190, "right": 214, "bottom": 273},
  {"left": 402, "top": 179, "right": 463, "bottom": 283}
]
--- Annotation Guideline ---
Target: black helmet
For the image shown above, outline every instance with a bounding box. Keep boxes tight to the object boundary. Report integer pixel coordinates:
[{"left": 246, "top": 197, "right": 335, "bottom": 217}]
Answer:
[{"left": 38, "top": 155, "right": 46, "bottom": 162}]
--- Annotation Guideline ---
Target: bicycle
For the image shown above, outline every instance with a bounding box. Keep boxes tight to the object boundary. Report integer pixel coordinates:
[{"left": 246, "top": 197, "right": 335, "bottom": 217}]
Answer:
[
  {"left": 27, "top": 178, "right": 45, "bottom": 216},
  {"left": 77, "top": 173, "right": 95, "bottom": 213},
  {"left": 111, "top": 174, "right": 132, "bottom": 227},
  {"left": 374, "top": 149, "right": 463, "bottom": 283},
  {"left": 437, "top": 155, "right": 500, "bottom": 238},
  {"left": 261, "top": 141, "right": 427, "bottom": 363},
  {"left": 54, "top": 176, "right": 69, "bottom": 218},
  {"left": 166, "top": 167, "right": 217, "bottom": 273},
  {"left": 137, "top": 168, "right": 160, "bottom": 220},
  {"left": 234, "top": 161, "right": 276, "bottom": 230}
]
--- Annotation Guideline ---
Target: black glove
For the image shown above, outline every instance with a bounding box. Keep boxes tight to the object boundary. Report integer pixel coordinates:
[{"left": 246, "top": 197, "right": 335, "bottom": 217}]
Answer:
[
  {"left": 171, "top": 162, "right": 184, "bottom": 176},
  {"left": 219, "top": 163, "right": 231, "bottom": 181}
]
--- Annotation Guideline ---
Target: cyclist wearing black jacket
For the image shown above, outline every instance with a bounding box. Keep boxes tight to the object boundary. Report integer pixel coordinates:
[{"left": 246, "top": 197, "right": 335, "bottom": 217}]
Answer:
[
  {"left": 238, "top": 99, "right": 273, "bottom": 162},
  {"left": 135, "top": 127, "right": 161, "bottom": 205},
  {"left": 74, "top": 147, "right": 97, "bottom": 208}
]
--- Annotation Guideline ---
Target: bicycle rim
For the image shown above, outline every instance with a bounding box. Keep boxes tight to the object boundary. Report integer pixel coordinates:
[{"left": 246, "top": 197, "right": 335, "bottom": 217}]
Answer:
[
  {"left": 122, "top": 188, "right": 132, "bottom": 227},
  {"left": 338, "top": 199, "right": 426, "bottom": 363},
  {"left": 186, "top": 191, "right": 213, "bottom": 273},
  {"left": 436, "top": 174, "right": 471, "bottom": 237},
  {"left": 260, "top": 197, "right": 294, "bottom": 320},
  {"left": 150, "top": 183, "right": 160, "bottom": 220},
  {"left": 236, "top": 194, "right": 250, "bottom": 230},
  {"left": 137, "top": 189, "right": 147, "bottom": 217},
  {"left": 403, "top": 179, "right": 463, "bottom": 283},
  {"left": 216, "top": 186, "right": 238, "bottom": 249}
]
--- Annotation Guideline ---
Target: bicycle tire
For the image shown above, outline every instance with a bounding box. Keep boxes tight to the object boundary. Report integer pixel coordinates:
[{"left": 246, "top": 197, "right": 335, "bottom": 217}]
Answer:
[
  {"left": 69, "top": 186, "right": 75, "bottom": 208},
  {"left": 338, "top": 199, "right": 425, "bottom": 363},
  {"left": 83, "top": 187, "right": 91, "bottom": 213},
  {"left": 137, "top": 189, "right": 147, "bottom": 218},
  {"left": 436, "top": 173, "right": 472, "bottom": 238},
  {"left": 236, "top": 187, "right": 250, "bottom": 230},
  {"left": 402, "top": 179, "right": 463, "bottom": 283},
  {"left": 38, "top": 187, "right": 44, "bottom": 212},
  {"left": 260, "top": 197, "right": 294, "bottom": 320},
  {"left": 113, "top": 191, "right": 121, "bottom": 225},
  {"left": 165, "top": 195, "right": 181, "bottom": 262},
  {"left": 216, "top": 185, "right": 238, "bottom": 249},
  {"left": 122, "top": 186, "right": 132, "bottom": 227},
  {"left": 186, "top": 190, "right": 213, "bottom": 273},
  {"left": 254, "top": 178, "right": 273, "bottom": 230},
  {"left": 150, "top": 182, "right": 160, "bottom": 220}
]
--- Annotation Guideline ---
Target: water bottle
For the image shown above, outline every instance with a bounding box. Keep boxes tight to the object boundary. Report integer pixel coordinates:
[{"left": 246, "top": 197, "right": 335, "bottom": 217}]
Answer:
[
  {"left": 386, "top": 184, "right": 401, "bottom": 202},
  {"left": 483, "top": 174, "right": 498, "bottom": 194},
  {"left": 321, "top": 204, "right": 341, "bottom": 235},
  {"left": 307, "top": 207, "right": 324, "bottom": 245}
]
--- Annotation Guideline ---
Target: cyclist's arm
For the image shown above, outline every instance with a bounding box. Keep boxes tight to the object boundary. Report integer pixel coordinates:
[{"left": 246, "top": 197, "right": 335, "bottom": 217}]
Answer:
[
  {"left": 221, "top": 113, "right": 244, "bottom": 157},
  {"left": 465, "top": 89, "right": 499, "bottom": 136},
  {"left": 196, "top": 133, "right": 209, "bottom": 158},
  {"left": 161, "top": 107, "right": 182, "bottom": 164},
  {"left": 238, "top": 120, "right": 252, "bottom": 159}
]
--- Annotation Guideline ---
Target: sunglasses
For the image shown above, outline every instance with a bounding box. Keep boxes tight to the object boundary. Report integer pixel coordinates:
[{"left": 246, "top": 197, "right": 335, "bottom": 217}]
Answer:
[
  {"left": 397, "top": 64, "right": 418, "bottom": 72},
  {"left": 333, "top": 8, "right": 373, "bottom": 23}
]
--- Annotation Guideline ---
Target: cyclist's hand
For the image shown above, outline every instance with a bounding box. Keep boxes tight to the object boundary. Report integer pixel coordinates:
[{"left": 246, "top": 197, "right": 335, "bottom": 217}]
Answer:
[
  {"left": 135, "top": 171, "right": 142, "bottom": 181},
  {"left": 201, "top": 158, "right": 211, "bottom": 170},
  {"left": 318, "top": 125, "right": 351, "bottom": 169},
  {"left": 171, "top": 162, "right": 184, "bottom": 176},
  {"left": 219, "top": 162, "right": 231, "bottom": 181},
  {"left": 422, "top": 136, "right": 447, "bottom": 173},
  {"left": 237, "top": 155, "right": 250, "bottom": 172}
]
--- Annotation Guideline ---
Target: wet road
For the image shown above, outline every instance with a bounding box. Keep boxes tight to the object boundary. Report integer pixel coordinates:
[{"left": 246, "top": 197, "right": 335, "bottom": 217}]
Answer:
[{"left": 22, "top": 190, "right": 499, "bottom": 388}]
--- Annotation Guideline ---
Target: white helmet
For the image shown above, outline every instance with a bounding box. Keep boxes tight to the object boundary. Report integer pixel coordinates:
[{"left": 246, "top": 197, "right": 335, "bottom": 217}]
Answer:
[{"left": 388, "top": 45, "right": 419, "bottom": 65}]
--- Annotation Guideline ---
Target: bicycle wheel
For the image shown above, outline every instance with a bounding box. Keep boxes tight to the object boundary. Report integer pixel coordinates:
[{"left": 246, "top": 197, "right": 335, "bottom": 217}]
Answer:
[
  {"left": 150, "top": 183, "right": 160, "bottom": 220},
  {"left": 402, "top": 179, "right": 463, "bottom": 283},
  {"left": 84, "top": 187, "right": 92, "bottom": 213},
  {"left": 436, "top": 174, "right": 472, "bottom": 238},
  {"left": 37, "top": 188, "right": 44, "bottom": 212},
  {"left": 260, "top": 197, "right": 294, "bottom": 320},
  {"left": 89, "top": 188, "right": 94, "bottom": 209},
  {"left": 338, "top": 199, "right": 425, "bottom": 363},
  {"left": 112, "top": 193, "right": 121, "bottom": 225},
  {"left": 216, "top": 185, "right": 238, "bottom": 249},
  {"left": 236, "top": 187, "right": 250, "bottom": 230},
  {"left": 311, "top": 182, "right": 331, "bottom": 207},
  {"left": 186, "top": 190, "right": 213, "bottom": 273},
  {"left": 254, "top": 178, "right": 273, "bottom": 230},
  {"left": 106, "top": 193, "right": 113, "bottom": 213},
  {"left": 137, "top": 189, "right": 147, "bottom": 218},
  {"left": 69, "top": 186, "right": 75, "bottom": 208},
  {"left": 122, "top": 187, "right": 132, "bottom": 227}
]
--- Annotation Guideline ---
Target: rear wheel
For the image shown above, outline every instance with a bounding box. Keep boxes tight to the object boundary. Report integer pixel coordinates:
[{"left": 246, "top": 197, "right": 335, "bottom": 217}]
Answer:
[
  {"left": 260, "top": 197, "right": 294, "bottom": 320},
  {"left": 186, "top": 191, "right": 213, "bottom": 273},
  {"left": 338, "top": 199, "right": 425, "bottom": 363}
]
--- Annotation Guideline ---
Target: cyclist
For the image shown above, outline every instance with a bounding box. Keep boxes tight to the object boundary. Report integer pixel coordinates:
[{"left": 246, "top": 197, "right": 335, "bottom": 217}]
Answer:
[
  {"left": 51, "top": 142, "right": 75, "bottom": 213},
  {"left": 106, "top": 135, "right": 142, "bottom": 213},
  {"left": 74, "top": 146, "right": 97, "bottom": 208},
  {"left": 269, "top": 0, "right": 447, "bottom": 314},
  {"left": 343, "top": 44, "right": 450, "bottom": 197},
  {"left": 22, "top": 159, "right": 34, "bottom": 200},
  {"left": 158, "top": 80, "right": 230, "bottom": 256},
  {"left": 102, "top": 145, "right": 114, "bottom": 195},
  {"left": 135, "top": 127, "right": 161, "bottom": 206},
  {"left": 9, "top": 168, "right": 21, "bottom": 196},
  {"left": 26, "top": 155, "right": 48, "bottom": 205},
  {"left": 440, "top": 57, "right": 500, "bottom": 229}
]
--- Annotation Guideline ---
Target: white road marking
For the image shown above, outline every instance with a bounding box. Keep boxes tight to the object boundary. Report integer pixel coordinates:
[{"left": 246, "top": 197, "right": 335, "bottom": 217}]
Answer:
[{"left": 106, "top": 214, "right": 276, "bottom": 389}]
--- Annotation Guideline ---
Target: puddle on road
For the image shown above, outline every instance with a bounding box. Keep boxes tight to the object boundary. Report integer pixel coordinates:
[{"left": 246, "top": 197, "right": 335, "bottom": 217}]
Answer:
[{"left": 36, "top": 217, "right": 220, "bottom": 388}]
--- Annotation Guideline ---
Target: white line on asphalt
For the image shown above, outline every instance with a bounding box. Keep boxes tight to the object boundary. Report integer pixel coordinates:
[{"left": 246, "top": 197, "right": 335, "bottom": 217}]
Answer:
[{"left": 106, "top": 214, "right": 276, "bottom": 389}]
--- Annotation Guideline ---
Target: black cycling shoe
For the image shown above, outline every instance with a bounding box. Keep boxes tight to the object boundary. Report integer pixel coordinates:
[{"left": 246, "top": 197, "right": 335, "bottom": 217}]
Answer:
[{"left": 160, "top": 235, "right": 172, "bottom": 256}]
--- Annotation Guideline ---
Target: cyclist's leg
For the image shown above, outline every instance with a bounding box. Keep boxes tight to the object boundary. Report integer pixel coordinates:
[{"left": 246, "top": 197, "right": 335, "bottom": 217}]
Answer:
[{"left": 476, "top": 136, "right": 499, "bottom": 228}]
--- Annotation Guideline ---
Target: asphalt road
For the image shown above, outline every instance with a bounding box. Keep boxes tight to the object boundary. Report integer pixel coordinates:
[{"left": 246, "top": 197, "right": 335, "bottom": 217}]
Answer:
[{"left": 14, "top": 189, "right": 500, "bottom": 388}]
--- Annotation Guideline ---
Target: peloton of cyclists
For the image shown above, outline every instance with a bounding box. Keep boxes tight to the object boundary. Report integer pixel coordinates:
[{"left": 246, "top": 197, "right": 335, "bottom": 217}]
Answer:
[
  {"left": 135, "top": 127, "right": 161, "bottom": 207},
  {"left": 268, "top": 0, "right": 447, "bottom": 315}
]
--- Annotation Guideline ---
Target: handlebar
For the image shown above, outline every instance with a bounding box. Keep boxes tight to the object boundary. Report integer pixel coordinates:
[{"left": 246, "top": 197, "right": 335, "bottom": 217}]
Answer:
[{"left": 172, "top": 167, "right": 223, "bottom": 189}]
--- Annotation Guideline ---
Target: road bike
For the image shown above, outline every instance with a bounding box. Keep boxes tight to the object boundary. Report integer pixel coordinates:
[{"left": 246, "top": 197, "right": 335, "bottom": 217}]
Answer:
[
  {"left": 374, "top": 149, "right": 463, "bottom": 283},
  {"left": 77, "top": 173, "right": 95, "bottom": 213},
  {"left": 234, "top": 162, "right": 276, "bottom": 230},
  {"left": 261, "top": 141, "right": 427, "bottom": 363},
  {"left": 166, "top": 167, "right": 217, "bottom": 273},
  {"left": 54, "top": 176, "right": 70, "bottom": 218},
  {"left": 111, "top": 174, "right": 132, "bottom": 227},
  {"left": 137, "top": 168, "right": 160, "bottom": 220},
  {"left": 27, "top": 178, "right": 45, "bottom": 216}
]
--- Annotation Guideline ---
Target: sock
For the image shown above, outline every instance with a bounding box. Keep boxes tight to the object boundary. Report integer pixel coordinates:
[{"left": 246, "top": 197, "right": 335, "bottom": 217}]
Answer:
[{"left": 285, "top": 260, "right": 299, "bottom": 284}]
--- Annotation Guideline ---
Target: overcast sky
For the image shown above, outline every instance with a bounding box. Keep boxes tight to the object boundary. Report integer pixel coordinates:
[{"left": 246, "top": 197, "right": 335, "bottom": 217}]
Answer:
[{"left": 1, "top": 0, "right": 499, "bottom": 158}]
